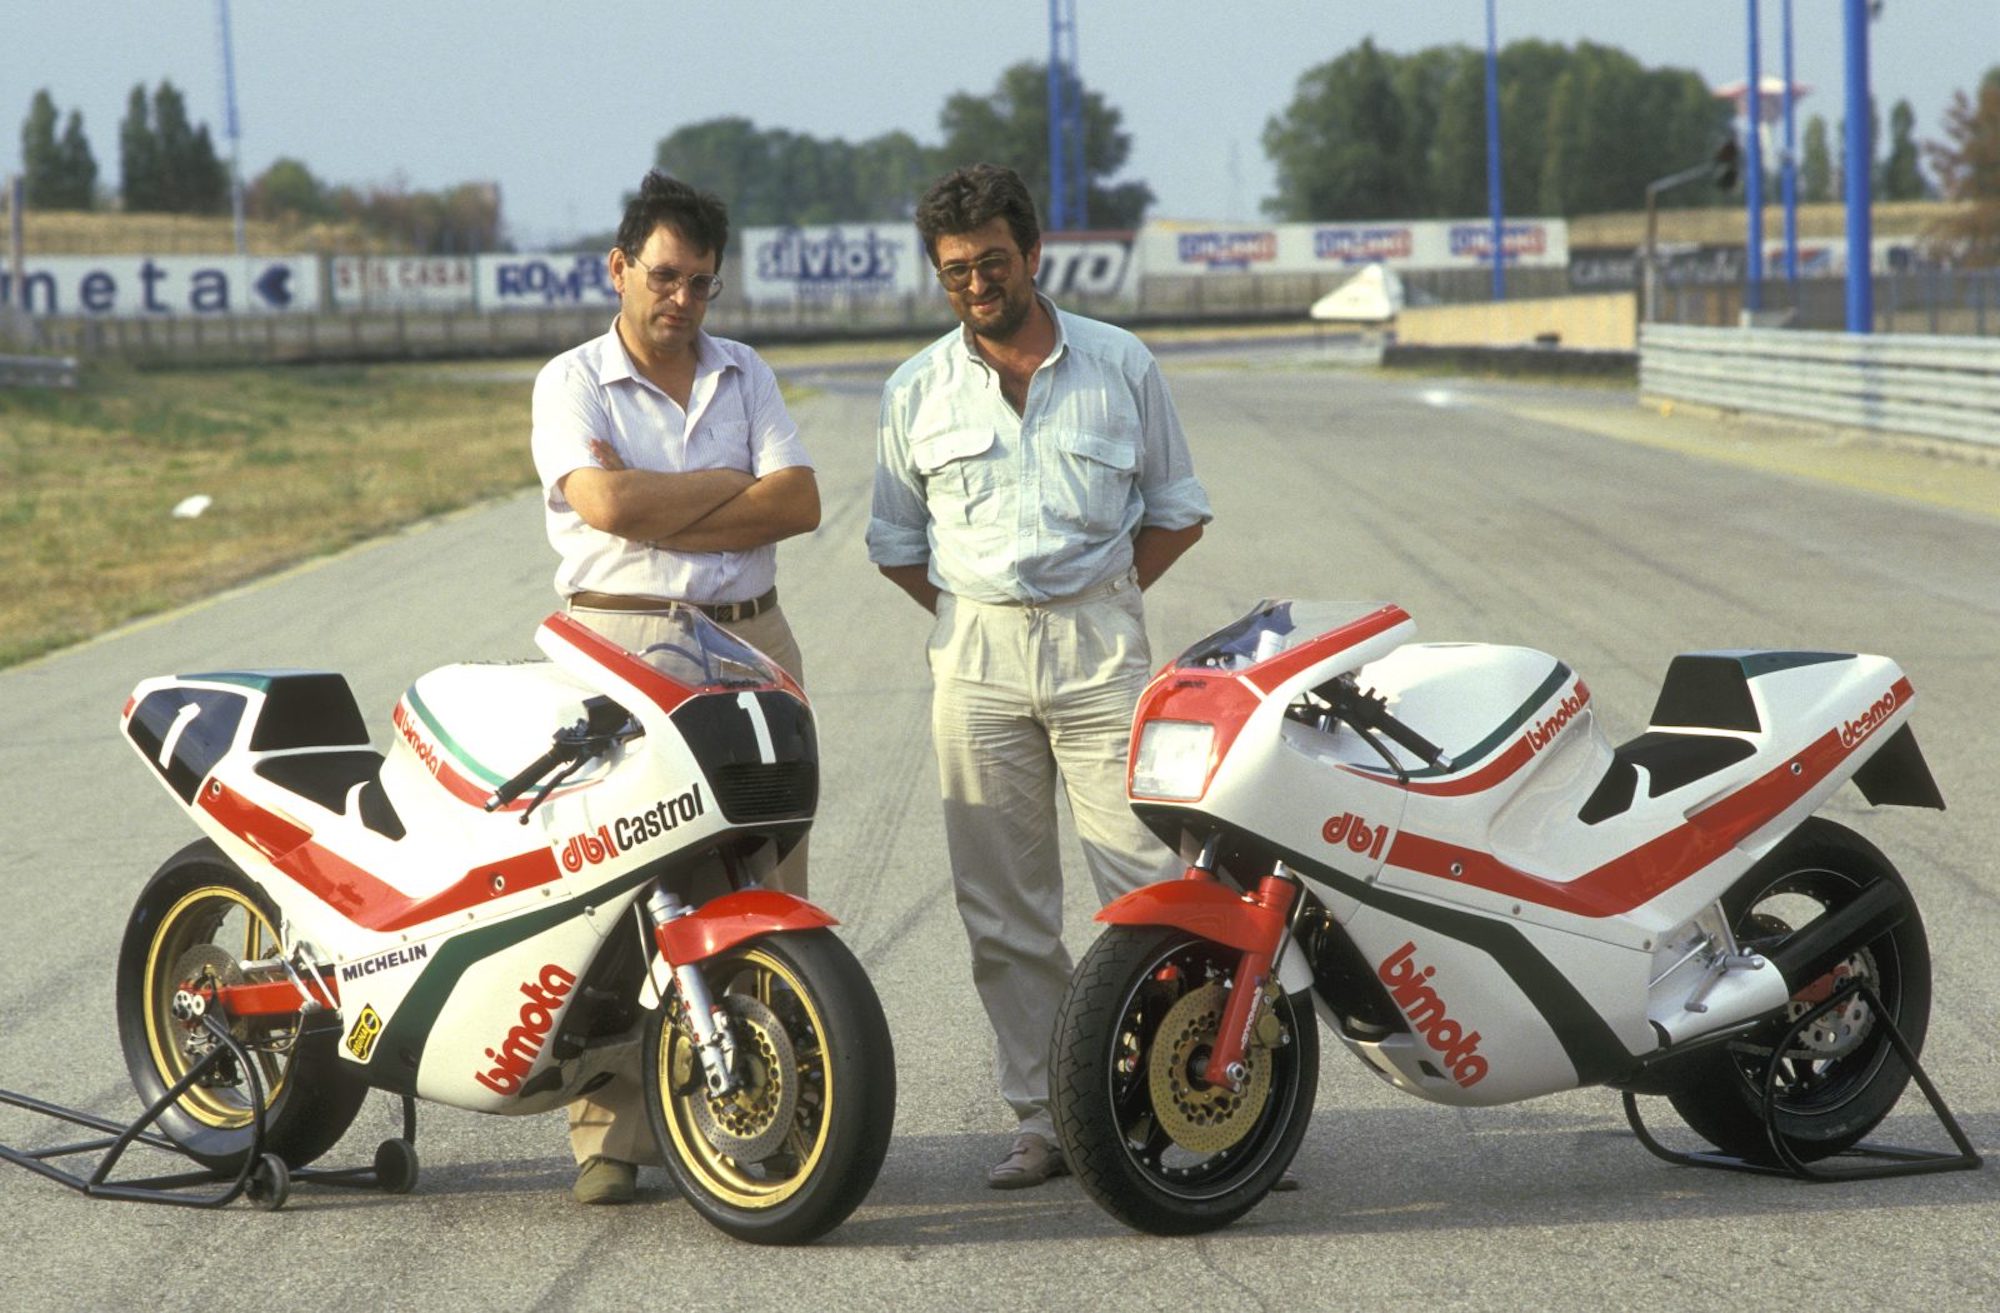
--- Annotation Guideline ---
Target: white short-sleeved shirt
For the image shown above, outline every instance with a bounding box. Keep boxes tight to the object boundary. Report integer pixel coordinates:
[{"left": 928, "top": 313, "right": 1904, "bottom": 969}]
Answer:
[
  {"left": 868, "top": 297, "right": 1211, "bottom": 605},
  {"left": 531, "top": 324, "right": 813, "bottom": 604}
]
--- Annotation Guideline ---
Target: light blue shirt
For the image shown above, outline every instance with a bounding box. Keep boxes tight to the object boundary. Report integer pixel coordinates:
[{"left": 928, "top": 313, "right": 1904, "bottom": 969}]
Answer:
[
  {"left": 868, "top": 298, "right": 1211, "bottom": 604},
  {"left": 532, "top": 325, "right": 812, "bottom": 604}
]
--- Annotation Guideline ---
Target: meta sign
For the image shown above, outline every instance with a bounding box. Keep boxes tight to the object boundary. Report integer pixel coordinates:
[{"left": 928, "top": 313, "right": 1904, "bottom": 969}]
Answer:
[{"left": 1, "top": 256, "right": 320, "bottom": 317}]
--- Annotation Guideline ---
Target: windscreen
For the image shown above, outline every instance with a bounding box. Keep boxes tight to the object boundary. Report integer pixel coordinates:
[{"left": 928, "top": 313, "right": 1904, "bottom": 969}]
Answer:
[
  {"left": 1171, "top": 600, "right": 1396, "bottom": 672},
  {"left": 635, "top": 607, "right": 782, "bottom": 690}
]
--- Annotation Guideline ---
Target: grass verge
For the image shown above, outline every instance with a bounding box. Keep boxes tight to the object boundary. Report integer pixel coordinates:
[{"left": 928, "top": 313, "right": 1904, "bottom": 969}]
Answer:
[{"left": 0, "top": 360, "right": 537, "bottom": 667}]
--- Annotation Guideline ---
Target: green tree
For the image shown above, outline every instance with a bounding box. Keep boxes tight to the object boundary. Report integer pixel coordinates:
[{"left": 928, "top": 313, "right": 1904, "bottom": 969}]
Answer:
[
  {"left": 1263, "top": 38, "right": 1417, "bottom": 220},
  {"left": 1802, "top": 114, "right": 1832, "bottom": 202},
  {"left": 655, "top": 116, "right": 779, "bottom": 223},
  {"left": 248, "top": 157, "right": 330, "bottom": 219},
  {"left": 849, "top": 130, "right": 932, "bottom": 221},
  {"left": 118, "top": 84, "right": 159, "bottom": 209},
  {"left": 1429, "top": 49, "right": 1491, "bottom": 216},
  {"left": 1923, "top": 67, "right": 2000, "bottom": 263},
  {"left": 1881, "top": 98, "right": 1928, "bottom": 199},
  {"left": 54, "top": 111, "right": 98, "bottom": 208},
  {"left": 149, "top": 81, "right": 226, "bottom": 214},
  {"left": 20, "top": 90, "right": 61, "bottom": 205},
  {"left": 935, "top": 61, "right": 1153, "bottom": 229}
]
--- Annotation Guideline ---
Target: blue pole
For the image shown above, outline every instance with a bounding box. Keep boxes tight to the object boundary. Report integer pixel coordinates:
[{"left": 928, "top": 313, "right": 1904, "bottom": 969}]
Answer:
[
  {"left": 1745, "top": 0, "right": 1764, "bottom": 314},
  {"left": 1046, "top": 0, "right": 1066, "bottom": 231},
  {"left": 1842, "top": 0, "right": 1873, "bottom": 332},
  {"left": 1782, "top": 0, "right": 1798, "bottom": 286},
  {"left": 216, "top": 0, "right": 246, "bottom": 256},
  {"left": 1484, "top": 0, "right": 1504, "bottom": 301}
]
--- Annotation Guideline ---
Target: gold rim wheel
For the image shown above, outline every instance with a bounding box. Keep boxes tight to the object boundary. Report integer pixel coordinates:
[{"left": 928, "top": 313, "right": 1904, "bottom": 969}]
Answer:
[
  {"left": 141, "top": 884, "right": 288, "bottom": 1130},
  {"left": 657, "top": 946, "right": 832, "bottom": 1209}
]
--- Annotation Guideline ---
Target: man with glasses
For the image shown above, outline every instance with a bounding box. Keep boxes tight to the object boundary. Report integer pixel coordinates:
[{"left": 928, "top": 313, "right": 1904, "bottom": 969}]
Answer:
[
  {"left": 531, "top": 169, "right": 819, "bottom": 1205},
  {"left": 868, "top": 163, "right": 1211, "bottom": 1189}
]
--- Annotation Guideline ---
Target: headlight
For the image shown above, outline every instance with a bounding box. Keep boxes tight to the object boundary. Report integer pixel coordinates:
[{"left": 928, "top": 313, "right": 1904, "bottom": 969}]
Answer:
[{"left": 1132, "top": 720, "right": 1215, "bottom": 800}]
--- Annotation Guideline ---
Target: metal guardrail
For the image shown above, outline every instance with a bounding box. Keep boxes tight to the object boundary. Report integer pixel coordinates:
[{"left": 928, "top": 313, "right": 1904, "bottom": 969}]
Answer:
[
  {"left": 1639, "top": 324, "right": 2000, "bottom": 449},
  {"left": 0, "top": 352, "right": 78, "bottom": 388}
]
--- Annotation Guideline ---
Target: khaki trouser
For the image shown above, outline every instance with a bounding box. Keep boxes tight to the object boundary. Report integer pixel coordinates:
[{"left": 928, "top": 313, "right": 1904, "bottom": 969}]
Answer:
[
  {"left": 563, "top": 601, "right": 807, "bottom": 1166},
  {"left": 928, "top": 575, "right": 1178, "bottom": 1142}
]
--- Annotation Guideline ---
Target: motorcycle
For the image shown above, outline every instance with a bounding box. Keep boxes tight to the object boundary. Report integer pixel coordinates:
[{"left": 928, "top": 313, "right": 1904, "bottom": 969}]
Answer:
[
  {"left": 116, "top": 607, "right": 894, "bottom": 1243},
  {"left": 1050, "top": 599, "right": 1959, "bottom": 1235}
]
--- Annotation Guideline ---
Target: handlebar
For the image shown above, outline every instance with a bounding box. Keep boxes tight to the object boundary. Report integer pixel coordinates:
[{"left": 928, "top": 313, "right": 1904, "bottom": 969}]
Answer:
[
  {"left": 483, "top": 696, "right": 639, "bottom": 815},
  {"left": 1315, "top": 676, "right": 1453, "bottom": 772},
  {"left": 485, "top": 742, "right": 578, "bottom": 812}
]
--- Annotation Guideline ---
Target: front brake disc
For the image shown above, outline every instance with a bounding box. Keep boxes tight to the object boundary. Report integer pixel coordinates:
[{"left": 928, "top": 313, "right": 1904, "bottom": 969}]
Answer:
[
  {"left": 690, "top": 994, "right": 799, "bottom": 1163},
  {"left": 1148, "top": 981, "right": 1274, "bottom": 1155}
]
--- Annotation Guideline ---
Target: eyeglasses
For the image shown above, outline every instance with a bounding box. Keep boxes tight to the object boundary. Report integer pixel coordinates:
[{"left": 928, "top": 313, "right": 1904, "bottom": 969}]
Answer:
[
  {"left": 935, "top": 253, "right": 1015, "bottom": 292},
  {"left": 625, "top": 253, "right": 724, "bottom": 301}
]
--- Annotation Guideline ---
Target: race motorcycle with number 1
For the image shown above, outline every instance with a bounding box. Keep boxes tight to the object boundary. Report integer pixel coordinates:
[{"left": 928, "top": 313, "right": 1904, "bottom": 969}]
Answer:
[
  {"left": 1050, "top": 599, "right": 1957, "bottom": 1235},
  {"left": 116, "top": 608, "right": 893, "bottom": 1243}
]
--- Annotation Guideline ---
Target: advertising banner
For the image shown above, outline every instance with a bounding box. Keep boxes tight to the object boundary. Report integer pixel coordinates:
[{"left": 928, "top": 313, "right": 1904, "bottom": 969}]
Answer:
[
  {"left": 0, "top": 256, "right": 321, "bottom": 317},
  {"left": 1137, "top": 219, "right": 1568, "bottom": 275},
  {"left": 1038, "top": 232, "right": 1136, "bottom": 299},
  {"left": 475, "top": 252, "right": 619, "bottom": 310},
  {"left": 331, "top": 256, "right": 476, "bottom": 310},
  {"left": 741, "top": 224, "right": 927, "bottom": 303}
]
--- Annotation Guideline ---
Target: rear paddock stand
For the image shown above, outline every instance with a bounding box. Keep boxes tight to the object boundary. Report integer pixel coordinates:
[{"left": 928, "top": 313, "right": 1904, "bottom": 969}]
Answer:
[
  {"left": 0, "top": 1013, "right": 419, "bottom": 1210},
  {"left": 1623, "top": 980, "right": 1981, "bottom": 1181}
]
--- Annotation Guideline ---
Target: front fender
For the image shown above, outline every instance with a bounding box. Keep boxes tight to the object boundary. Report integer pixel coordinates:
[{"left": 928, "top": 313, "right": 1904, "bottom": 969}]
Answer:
[
  {"left": 654, "top": 889, "right": 838, "bottom": 965},
  {"left": 1097, "top": 880, "right": 1313, "bottom": 991}
]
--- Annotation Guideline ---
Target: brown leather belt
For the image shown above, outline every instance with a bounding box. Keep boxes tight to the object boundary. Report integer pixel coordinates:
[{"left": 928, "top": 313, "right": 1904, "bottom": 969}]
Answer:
[{"left": 568, "top": 586, "right": 778, "bottom": 624}]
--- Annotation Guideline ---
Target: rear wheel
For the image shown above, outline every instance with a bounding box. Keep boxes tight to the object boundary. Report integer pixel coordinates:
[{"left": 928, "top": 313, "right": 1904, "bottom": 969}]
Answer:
[
  {"left": 644, "top": 929, "right": 894, "bottom": 1244},
  {"left": 1052, "top": 925, "right": 1318, "bottom": 1236},
  {"left": 1666, "top": 819, "right": 1930, "bottom": 1164},
  {"left": 115, "top": 840, "right": 366, "bottom": 1173}
]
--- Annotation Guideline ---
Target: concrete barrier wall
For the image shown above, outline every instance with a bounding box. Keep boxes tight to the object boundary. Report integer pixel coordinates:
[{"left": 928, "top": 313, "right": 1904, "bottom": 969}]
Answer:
[
  {"left": 1395, "top": 292, "right": 1637, "bottom": 351},
  {"left": 1640, "top": 324, "right": 2000, "bottom": 448}
]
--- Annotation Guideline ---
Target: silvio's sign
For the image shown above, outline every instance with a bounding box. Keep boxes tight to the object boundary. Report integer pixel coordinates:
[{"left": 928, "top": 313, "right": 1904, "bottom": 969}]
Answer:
[
  {"left": 742, "top": 225, "right": 924, "bottom": 302},
  {"left": 1, "top": 257, "right": 319, "bottom": 317}
]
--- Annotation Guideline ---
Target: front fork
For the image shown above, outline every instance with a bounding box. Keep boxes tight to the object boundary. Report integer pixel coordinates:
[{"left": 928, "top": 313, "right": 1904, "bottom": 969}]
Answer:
[
  {"left": 644, "top": 886, "right": 741, "bottom": 1099},
  {"left": 1188, "top": 847, "right": 1300, "bottom": 1094}
]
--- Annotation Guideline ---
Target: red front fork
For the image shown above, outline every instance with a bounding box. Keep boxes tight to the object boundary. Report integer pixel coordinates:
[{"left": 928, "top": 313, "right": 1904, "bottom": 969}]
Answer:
[{"left": 1192, "top": 867, "right": 1297, "bottom": 1094}]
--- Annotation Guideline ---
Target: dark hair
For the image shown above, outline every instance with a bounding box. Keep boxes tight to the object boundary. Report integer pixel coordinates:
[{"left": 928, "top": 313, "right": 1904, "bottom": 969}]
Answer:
[
  {"left": 914, "top": 163, "right": 1040, "bottom": 265},
  {"left": 616, "top": 170, "right": 729, "bottom": 272}
]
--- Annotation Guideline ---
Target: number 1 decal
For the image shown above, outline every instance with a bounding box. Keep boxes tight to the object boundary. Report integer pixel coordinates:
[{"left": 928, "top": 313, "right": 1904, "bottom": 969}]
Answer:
[{"left": 736, "top": 692, "right": 776, "bottom": 764}]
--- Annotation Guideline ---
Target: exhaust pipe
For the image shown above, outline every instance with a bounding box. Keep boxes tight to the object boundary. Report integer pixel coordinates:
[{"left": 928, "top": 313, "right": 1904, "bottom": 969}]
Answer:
[{"left": 1768, "top": 879, "right": 1910, "bottom": 992}]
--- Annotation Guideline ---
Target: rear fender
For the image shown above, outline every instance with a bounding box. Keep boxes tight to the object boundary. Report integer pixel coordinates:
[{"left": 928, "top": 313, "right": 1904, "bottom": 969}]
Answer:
[{"left": 1097, "top": 881, "right": 1314, "bottom": 992}]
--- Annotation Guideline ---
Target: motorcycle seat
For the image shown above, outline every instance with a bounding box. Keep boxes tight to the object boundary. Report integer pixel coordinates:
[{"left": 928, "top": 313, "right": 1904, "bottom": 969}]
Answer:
[{"left": 255, "top": 749, "right": 406, "bottom": 839}]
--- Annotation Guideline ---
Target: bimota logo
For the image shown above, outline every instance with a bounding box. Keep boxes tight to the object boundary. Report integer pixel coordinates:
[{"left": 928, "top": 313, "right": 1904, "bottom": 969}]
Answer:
[
  {"left": 1839, "top": 689, "right": 1898, "bottom": 750},
  {"left": 391, "top": 700, "right": 442, "bottom": 777},
  {"left": 558, "top": 783, "right": 707, "bottom": 873},
  {"left": 473, "top": 964, "right": 577, "bottom": 1095},
  {"left": 1526, "top": 683, "right": 1591, "bottom": 754},
  {"left": 1323, "top": 811, "right": 1391, "bottom": 860},
  {"left": 1377, "top": 942, "right": 1489, "bottom": 1088}
]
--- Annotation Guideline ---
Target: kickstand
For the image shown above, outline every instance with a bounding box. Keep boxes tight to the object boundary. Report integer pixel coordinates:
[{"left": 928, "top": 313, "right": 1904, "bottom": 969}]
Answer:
[
  {"left": 0, "top": 1014, "right": 421, "bottom": 1209},
  {"left": 1623, "top": 980, "right": 1982, "bottom": 1182}
]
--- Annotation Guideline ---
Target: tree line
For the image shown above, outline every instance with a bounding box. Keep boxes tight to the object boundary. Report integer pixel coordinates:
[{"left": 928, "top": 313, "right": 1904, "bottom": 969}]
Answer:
[{"left": 15, "top": 82, "right": 500, "bottom": 253}]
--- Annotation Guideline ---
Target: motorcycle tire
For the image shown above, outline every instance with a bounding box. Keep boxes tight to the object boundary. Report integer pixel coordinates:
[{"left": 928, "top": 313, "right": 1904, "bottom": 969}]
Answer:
[
  {"left": 644, "top": 928, "right": 894, "bottom": 1245},
  {"left": 1052, "top": 924, "right": 1318, "bottom": 1236},
  {"left": 1665, "top": 818, "right": 1931, "bottom": 1165},
  {"left": 115, "top": 839, "right": 367, "bottom": 1174}
]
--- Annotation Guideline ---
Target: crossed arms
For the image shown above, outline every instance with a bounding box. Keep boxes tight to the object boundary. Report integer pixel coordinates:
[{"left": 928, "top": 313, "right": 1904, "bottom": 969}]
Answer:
[{"left": 562, "top": 438, "right": 820, "bottom": 552}]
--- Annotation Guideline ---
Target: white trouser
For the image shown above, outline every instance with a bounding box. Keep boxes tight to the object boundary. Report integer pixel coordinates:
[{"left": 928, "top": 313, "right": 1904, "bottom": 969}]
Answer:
[
  {"left": 562, "top": 602, "right": 807, "bottom": 1166},
  {"left": 927, "top": 575, "right": 1178, "bottom": 1142}
]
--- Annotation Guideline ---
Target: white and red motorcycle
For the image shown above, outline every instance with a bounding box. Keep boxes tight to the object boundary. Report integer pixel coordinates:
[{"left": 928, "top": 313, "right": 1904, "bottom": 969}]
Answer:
[
  {"left": 116, "top": 608, "right": 893, "bottom": 1243},
  {"left": 1051, "top": 600, "right": 1969, "bottom": 1235}
]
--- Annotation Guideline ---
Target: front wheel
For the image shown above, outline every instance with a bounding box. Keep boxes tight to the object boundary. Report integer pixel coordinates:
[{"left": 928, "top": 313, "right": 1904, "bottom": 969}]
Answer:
[
  {"left": 115, "top": 840, "right": 367, "bottom": 1173},
  {"left": 1665, "top": 819, "right": 1931, "bottom": 1164},
  {"left": 643, "top": 928, "right": 894, "bottom": 1244},
  {"left": 1052, "top": 925, "right": 1319, "bottom": 1236}
]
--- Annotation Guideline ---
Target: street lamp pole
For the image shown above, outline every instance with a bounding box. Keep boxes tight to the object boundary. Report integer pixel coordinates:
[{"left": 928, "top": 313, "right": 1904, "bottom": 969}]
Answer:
[
  {"left": 1744, "top": 0, "right": 1764, "bottom": 315},
  {"left": 215, "top": 0, "right": 246, "bottom": 256},
  {"left": 1782, "top": 0, "right": 1799, "bottom": 287},
  {"left": 1842, "top": 0, "right": 1874, "bottom": 332}
]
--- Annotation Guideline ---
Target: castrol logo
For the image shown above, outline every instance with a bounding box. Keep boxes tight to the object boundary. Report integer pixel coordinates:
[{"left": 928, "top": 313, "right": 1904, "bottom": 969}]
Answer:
[
  {"left": 1377, "top": 942, "right": 1488, "bottom": 1088},
  {"left": 1839, "top": 689, "right": 1898, "bottom": 751},
  {"left": 1323, "top": 811, "right": 1391, "bottom": 861}
]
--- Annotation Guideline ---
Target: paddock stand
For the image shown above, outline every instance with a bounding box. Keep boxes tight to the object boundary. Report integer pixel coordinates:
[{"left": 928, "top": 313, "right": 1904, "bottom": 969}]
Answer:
[
  {"left": 1623, "top": 980, "right": 1982, "bottom": 1182},
  {"left": 0, "top": 1013, "right": 418, "bottom": 1210}
]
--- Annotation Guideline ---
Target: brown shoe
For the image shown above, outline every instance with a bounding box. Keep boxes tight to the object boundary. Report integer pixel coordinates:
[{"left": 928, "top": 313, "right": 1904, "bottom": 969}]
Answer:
[
  {"left": 986, "top": 1132, "right": 1069, "bottom": 1189},
  {"left": 573, "top": 1155, "right": 636, "bottom": 1205}
]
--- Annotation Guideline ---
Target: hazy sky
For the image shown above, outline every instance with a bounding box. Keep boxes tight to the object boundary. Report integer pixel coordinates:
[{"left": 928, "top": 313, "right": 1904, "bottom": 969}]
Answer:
[{"left": 5, "top": 2, "right": 1995, "bottom": 245}]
